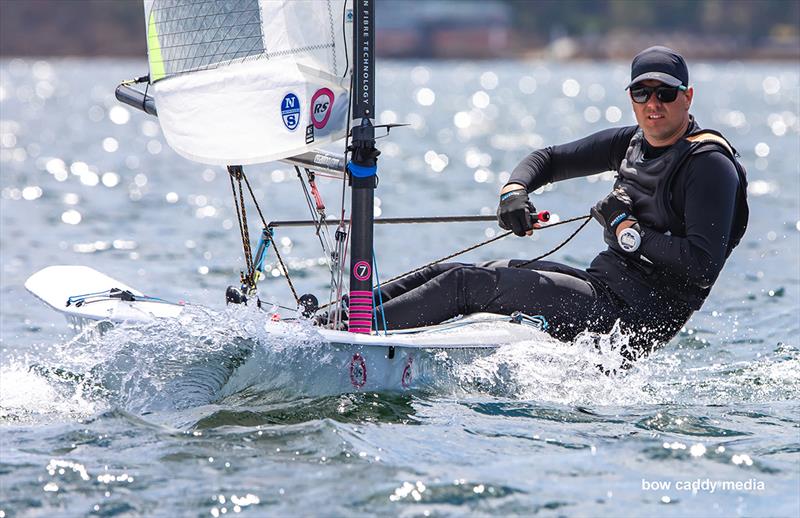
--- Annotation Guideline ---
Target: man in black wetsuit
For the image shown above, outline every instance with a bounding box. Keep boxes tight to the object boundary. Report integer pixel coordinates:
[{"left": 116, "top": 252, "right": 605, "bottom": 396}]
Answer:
[{"left": 370, "top": 46, "right": 749, "bottom": 360}]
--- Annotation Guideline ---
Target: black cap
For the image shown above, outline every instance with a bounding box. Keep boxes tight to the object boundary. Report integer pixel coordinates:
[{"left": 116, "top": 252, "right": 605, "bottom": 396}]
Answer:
[{"left": 627, "top": 46, "right": 689, "bottom": 89}]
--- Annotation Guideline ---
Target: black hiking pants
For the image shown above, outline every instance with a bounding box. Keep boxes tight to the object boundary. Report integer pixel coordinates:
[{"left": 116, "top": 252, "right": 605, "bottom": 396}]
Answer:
[{"left": 374, "top": 260, "right": 692, "bottom": 357}]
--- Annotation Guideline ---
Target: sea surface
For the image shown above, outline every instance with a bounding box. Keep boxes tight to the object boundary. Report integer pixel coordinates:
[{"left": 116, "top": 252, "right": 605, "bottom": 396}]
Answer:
[{"left": 1, "top": 58, "right": 798, "bottom": 517}]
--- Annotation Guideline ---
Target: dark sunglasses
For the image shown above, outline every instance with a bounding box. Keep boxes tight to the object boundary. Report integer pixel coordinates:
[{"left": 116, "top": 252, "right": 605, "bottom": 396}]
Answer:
[{"left": 629, "top": 84, "right": 687, "bottom": 104}]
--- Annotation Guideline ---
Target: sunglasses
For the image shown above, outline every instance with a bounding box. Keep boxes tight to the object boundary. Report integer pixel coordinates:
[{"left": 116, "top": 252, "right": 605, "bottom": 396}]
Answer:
[{"left": 629, "top": 84, "right": 687, "bottom": 104}]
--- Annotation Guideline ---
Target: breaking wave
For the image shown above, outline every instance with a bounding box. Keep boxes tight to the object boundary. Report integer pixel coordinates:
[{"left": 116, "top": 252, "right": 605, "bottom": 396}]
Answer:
[{"left": 2, "top": 307, "right": 797, "bottom": 427}]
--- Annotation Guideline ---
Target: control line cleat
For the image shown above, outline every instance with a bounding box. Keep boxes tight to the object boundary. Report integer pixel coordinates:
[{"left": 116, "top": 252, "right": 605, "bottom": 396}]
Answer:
[
  {"left": 312, "top": 296, "right": 349, "bottom": 330},
  {"left": 312, "top": 309, "right": 348, "bottom": 330},
  {"left": 509, "top": 311, "right": 548, "bottom": 331}
]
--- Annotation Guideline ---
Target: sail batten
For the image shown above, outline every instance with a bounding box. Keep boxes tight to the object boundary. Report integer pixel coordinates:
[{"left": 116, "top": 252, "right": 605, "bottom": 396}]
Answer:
[{"left": 143, "top": 0, "right": 353, "bottom": 166}]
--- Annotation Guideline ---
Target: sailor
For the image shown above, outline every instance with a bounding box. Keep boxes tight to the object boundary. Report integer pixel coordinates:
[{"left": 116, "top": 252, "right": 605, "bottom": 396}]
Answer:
[{"left": 372, "top": 46, "right": 749, "bottom": 362}]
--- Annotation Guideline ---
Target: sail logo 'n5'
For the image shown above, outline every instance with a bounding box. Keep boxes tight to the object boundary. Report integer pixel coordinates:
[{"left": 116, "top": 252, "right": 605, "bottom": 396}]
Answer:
[{"left": 281, "top": 93, "right": 301, "bottom": 131}]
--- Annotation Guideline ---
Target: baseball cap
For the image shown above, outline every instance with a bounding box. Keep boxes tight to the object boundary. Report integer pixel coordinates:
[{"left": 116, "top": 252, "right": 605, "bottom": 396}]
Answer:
[{"left": 626, "top": 46, "right": 689, "bottom": 89}]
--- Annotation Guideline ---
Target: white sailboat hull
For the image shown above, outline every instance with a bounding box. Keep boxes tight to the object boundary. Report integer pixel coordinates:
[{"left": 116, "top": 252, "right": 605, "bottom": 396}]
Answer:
[{"left": 25, "top": 266, "right": 546, "bottom": 395}]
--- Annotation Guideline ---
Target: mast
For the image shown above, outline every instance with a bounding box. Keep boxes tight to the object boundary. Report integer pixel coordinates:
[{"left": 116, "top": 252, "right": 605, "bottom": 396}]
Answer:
[{"left": 347, "top": 0, "right": 378, "bottom": 334}]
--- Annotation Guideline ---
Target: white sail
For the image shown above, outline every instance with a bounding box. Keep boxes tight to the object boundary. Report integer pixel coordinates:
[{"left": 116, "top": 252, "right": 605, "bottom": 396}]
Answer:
[{"left": 143, "top": 0, "right": 353, "bottom": 165}]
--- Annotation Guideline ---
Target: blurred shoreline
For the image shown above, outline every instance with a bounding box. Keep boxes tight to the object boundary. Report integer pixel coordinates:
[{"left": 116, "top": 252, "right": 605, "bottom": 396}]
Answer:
[
  {"left": 518, "top": 34, "right": 800, "bottom": 62},
  {"left": 1, "top": 1, "right": 797, "bottom": 62},
  {"left": 1, "top": 39, "right": 797, "bottom": 62}
]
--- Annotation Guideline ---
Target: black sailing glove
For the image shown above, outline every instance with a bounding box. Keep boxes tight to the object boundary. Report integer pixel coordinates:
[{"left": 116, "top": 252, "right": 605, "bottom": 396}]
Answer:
[
  {"left": 591, "top": 188, "right": 637, "bottom": 235},
  {"left": 591, "top": 188, "right": 644, "bottom": 252},
  {"left": 497, "top": 187, "right": 536, "bottom": 236}
]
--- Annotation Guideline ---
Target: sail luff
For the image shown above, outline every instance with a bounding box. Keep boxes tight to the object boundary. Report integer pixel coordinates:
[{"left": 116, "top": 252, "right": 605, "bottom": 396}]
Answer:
[{"left": 146, "top": 9, "right": 166, "bottom": 81}]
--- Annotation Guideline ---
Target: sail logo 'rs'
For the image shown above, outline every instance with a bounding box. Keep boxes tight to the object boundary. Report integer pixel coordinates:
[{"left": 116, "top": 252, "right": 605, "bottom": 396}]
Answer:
[
  {"left": 311, "top": 88, "right": 335, "bottom": 129},
  {"left": 281, "top": 93, "right": 301, "bottom": 131}
]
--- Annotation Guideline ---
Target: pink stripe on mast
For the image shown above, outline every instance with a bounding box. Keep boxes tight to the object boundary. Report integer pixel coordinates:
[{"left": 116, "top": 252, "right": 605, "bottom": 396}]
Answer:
[{"left": 347, "top": 286, "right": 377, "bottom": 335}]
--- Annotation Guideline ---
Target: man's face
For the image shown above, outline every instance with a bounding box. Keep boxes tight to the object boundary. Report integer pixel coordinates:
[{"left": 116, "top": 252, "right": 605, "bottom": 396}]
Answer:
[{"left": 630, "top": 79, "right": 693, "bottom": 147}]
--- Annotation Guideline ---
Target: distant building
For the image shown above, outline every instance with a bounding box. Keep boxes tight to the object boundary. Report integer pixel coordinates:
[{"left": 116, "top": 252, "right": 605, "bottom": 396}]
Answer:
[{"left": 376, "top": 0, "right": 511, "bottom": 59}]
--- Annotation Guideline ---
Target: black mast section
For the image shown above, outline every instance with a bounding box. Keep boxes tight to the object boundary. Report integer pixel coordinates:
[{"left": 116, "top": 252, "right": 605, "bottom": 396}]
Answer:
[{"left": 347, "top": 0, "right": 379, "bottom": 334}]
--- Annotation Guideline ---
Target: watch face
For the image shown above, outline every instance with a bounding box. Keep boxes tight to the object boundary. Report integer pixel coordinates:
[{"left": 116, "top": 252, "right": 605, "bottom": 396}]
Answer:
[{"left": 618, "top": 228, "right": 641, "bottom": 252}]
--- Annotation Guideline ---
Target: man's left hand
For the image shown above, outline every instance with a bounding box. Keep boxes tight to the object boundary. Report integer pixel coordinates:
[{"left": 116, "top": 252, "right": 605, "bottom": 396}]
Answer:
[{"left": 591, "top": 188, "right": 637, "bottom": 237}]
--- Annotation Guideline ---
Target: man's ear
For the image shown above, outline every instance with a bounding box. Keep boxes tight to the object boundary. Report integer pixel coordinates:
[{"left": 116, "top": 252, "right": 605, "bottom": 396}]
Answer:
[{"left": 684, "top": 86, "right": 694, "bottom": 111}]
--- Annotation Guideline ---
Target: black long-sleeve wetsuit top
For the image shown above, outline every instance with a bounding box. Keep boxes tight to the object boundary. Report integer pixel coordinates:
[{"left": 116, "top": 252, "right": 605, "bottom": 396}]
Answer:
[{"left": 507, "top": 122, "right": 742, "bottom": 315}]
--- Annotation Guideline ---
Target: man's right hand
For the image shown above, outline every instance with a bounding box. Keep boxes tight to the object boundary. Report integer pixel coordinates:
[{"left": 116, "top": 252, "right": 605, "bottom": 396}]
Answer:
[{"left": 497, "top": 185, "right": 536, "bottom": 236}]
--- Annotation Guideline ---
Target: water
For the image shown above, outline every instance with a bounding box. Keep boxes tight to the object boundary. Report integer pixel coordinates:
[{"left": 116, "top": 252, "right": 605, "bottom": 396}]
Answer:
[{"left": 1, "top": 58, "right": 798, "bottom": 516}]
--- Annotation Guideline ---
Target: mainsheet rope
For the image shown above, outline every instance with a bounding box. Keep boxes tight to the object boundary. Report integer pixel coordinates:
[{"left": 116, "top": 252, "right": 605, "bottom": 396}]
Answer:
[
  {"left": 228, "top": 167, "right": 255, "bottom": 291},
  {"left": 316, "top": 213, "right": 593, "bottom": 312},
  {"left": 380, "top": 214, "right": 592, "bottom": 286}
]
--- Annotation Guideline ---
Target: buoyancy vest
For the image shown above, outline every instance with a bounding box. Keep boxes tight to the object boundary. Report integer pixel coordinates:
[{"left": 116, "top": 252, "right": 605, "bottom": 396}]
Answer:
[{"left": 602, "top": 123, "right": 749, "bottom": 306}]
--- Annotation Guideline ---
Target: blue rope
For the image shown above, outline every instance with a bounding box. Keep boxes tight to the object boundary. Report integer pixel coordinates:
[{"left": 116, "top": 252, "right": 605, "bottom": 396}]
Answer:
[
  {"left": 372, "top": 249, "right": 388, "bottom": 335},
  {"left": 130, "top": 295, "right": 171, "bottom": 304}
]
